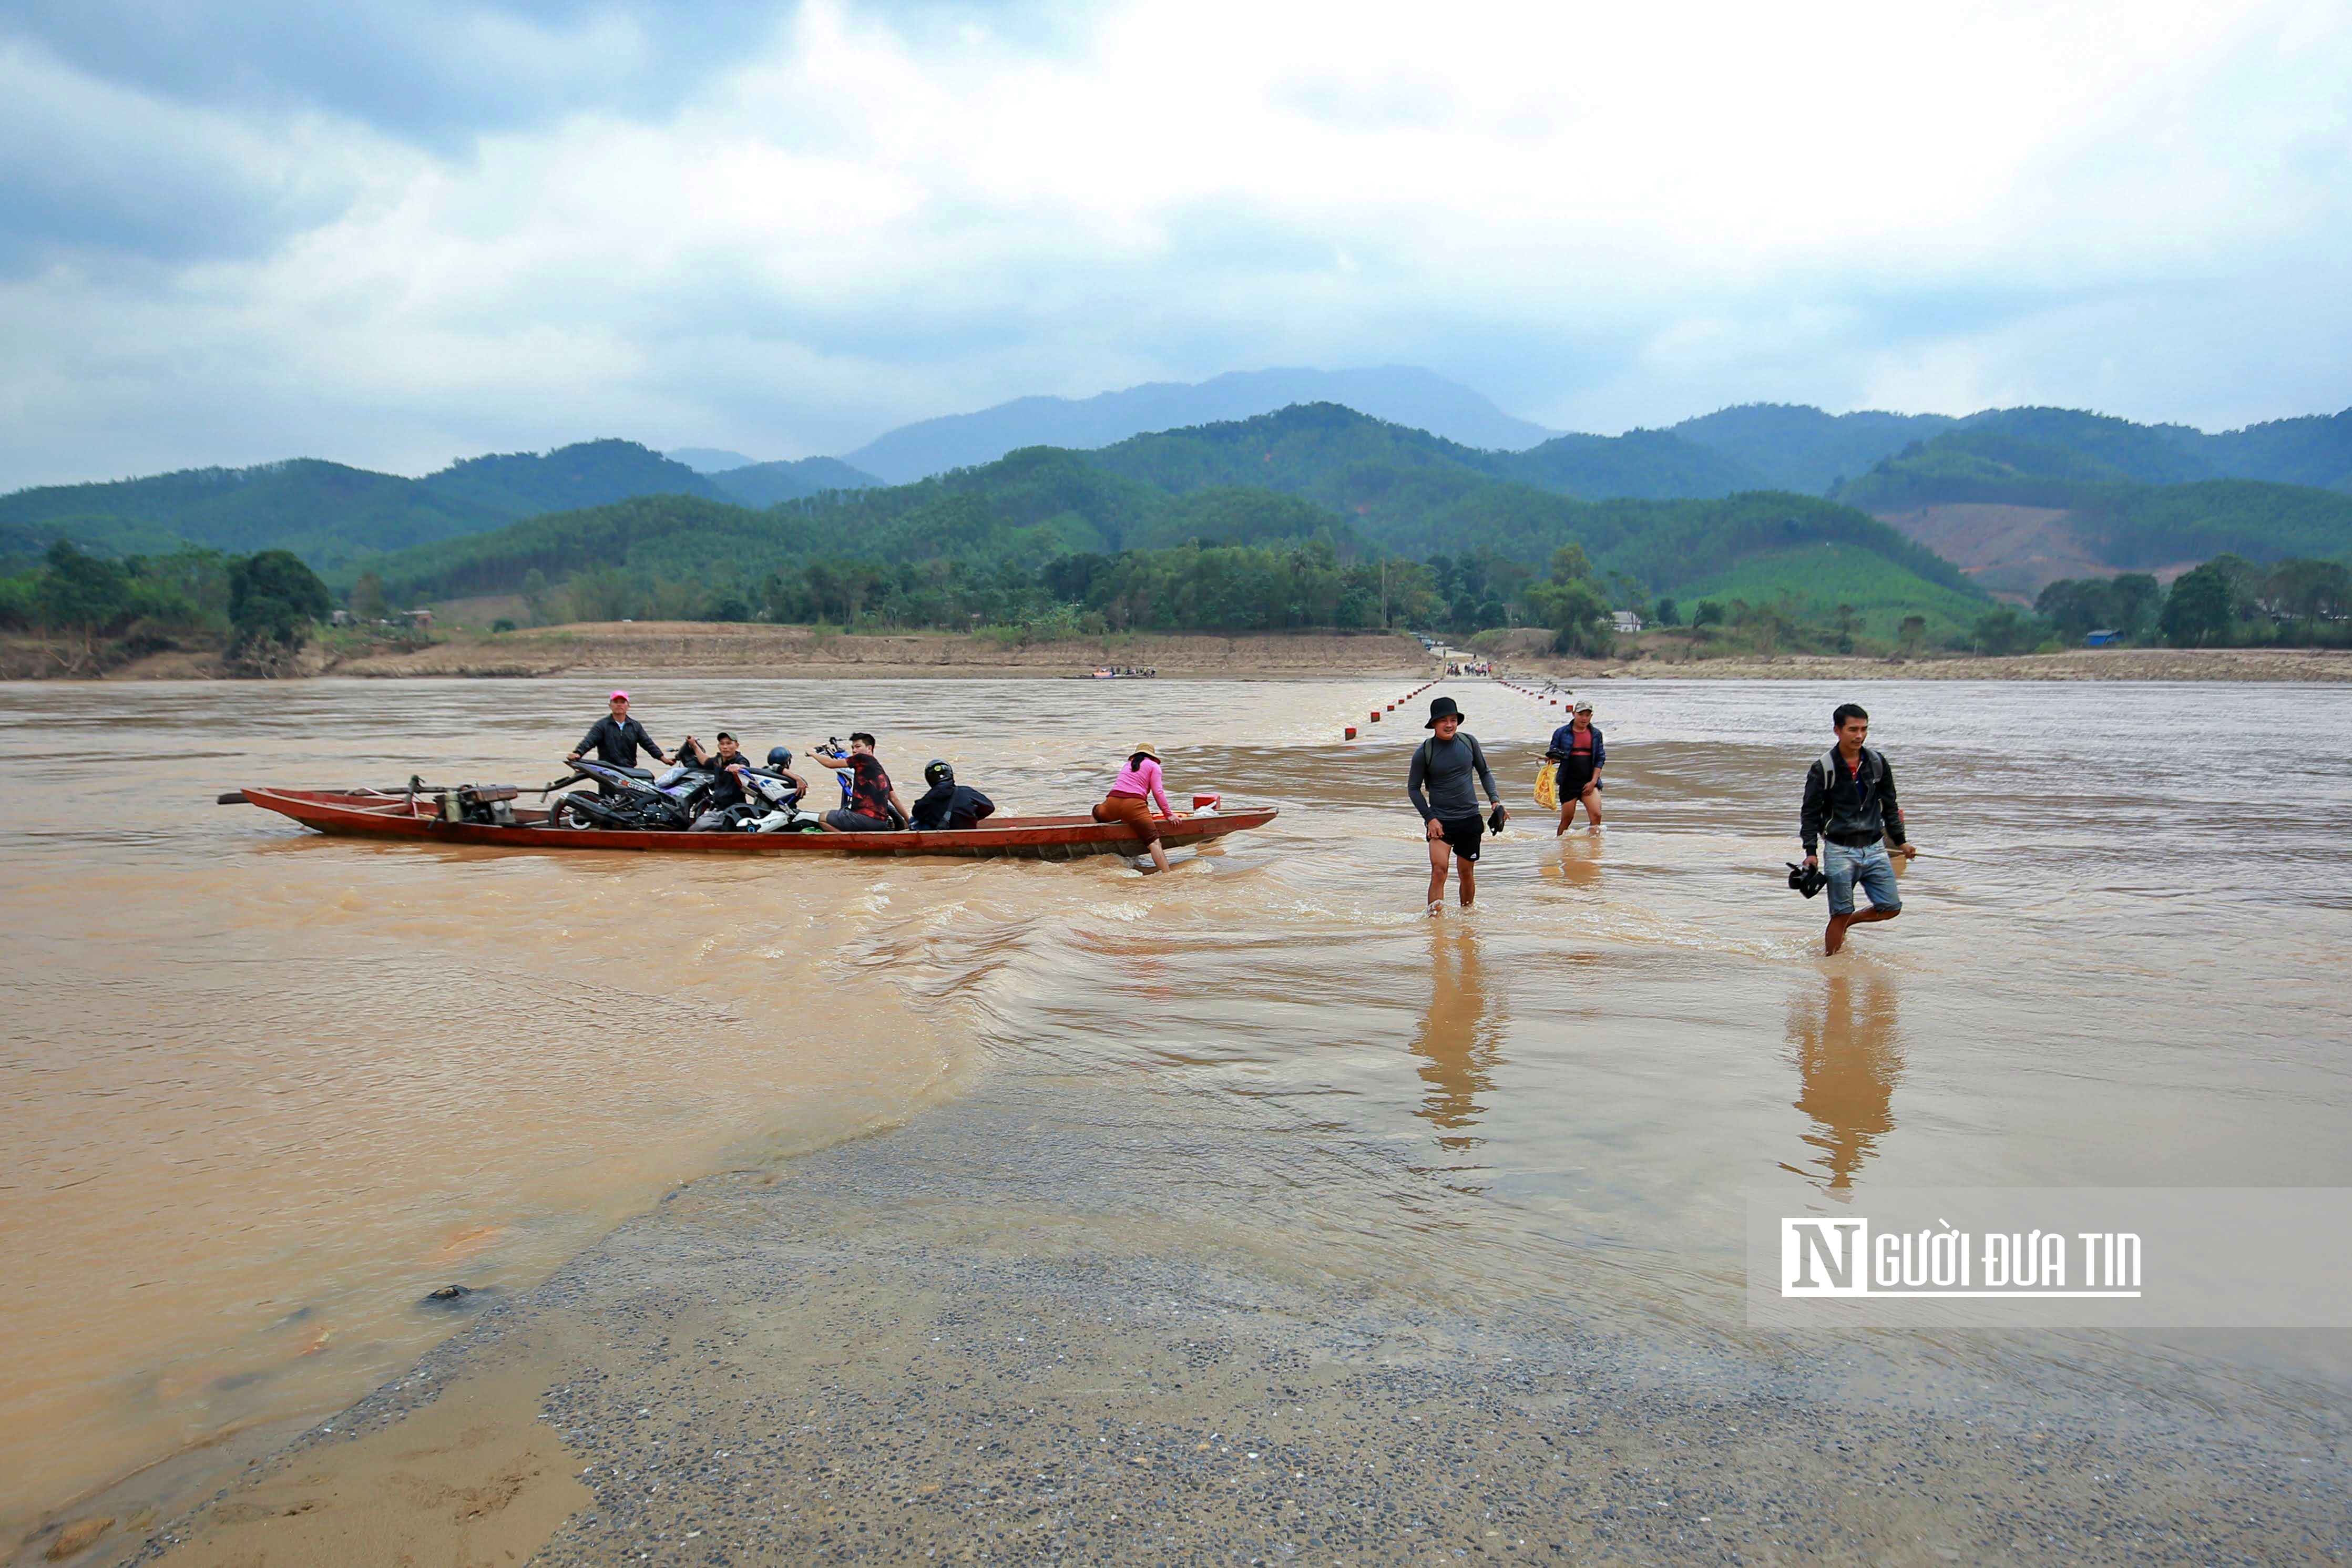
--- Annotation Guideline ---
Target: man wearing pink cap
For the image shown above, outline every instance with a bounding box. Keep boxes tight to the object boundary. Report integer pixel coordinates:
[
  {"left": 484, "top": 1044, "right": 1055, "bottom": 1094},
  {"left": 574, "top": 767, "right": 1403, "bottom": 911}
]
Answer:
[{"left": 567, "top": 690, "right": 669, "bottom": 770}]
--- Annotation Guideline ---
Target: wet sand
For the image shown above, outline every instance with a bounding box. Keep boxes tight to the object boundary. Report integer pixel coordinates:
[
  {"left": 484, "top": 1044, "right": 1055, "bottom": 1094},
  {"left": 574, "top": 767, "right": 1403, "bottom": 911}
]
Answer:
[{"left": 116, "top": 1069, "right": 2350, "bottom": 1566}]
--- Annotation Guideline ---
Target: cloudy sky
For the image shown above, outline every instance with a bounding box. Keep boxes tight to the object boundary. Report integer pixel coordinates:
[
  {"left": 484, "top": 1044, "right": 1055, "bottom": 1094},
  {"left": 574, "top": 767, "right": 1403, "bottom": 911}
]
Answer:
[{"left": 3, "top": 0, "right": 2347, "bottom": 488}]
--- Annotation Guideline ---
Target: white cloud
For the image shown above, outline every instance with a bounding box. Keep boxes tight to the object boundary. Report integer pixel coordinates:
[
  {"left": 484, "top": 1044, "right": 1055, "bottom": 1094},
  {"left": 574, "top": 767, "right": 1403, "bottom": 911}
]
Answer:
[{"left": 1, "top": 0, "right": 2347, "bottom": 488}]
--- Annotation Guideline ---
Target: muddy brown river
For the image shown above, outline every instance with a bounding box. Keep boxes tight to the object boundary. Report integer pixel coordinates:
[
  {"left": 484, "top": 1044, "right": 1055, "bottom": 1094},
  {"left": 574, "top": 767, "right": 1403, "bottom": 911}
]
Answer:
[{"left": 3, "top": 675, "right": 2348, "bottom": 1551}]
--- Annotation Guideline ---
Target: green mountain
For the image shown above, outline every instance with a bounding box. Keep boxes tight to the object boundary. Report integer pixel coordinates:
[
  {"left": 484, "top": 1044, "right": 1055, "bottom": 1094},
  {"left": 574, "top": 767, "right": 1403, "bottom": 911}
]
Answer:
[
  {"left": 0, "top": 440, "right": 722, "bottom": 573},
  {"left": 1669, "top": 404, "right": 1958, "bottom": 494},
  {"left": 710, "top": 456, "right": 883, "bottom": 507},
  {"left": 356, "top": 418, "right": 1977, "bottom": 635},
  {"left": 1839, "top": 428, "right": 2352, "bottom": 570},
  {"left": 1087, "top": 401, "right": 1762, "bottom": 504}
]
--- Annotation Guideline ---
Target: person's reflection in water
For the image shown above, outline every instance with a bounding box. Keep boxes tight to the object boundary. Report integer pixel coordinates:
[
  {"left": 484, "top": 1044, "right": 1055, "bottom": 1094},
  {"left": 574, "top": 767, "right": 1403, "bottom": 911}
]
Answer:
[
  {"left": 1546, "top": 833, "right": 1603, "bottom": 891},
  {"left": 1782, "top": 972, "right": 1904, "bottom": 1195},
  {"left": 1412, "top": 923, "right": 1504, "bottom": 1159}
]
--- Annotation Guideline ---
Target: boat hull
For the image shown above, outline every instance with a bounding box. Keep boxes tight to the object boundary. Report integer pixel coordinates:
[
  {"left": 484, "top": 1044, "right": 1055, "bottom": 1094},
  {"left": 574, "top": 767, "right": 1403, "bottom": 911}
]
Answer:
[{"left": 234, "top": 788, "right": 1277, "bottom": 860}]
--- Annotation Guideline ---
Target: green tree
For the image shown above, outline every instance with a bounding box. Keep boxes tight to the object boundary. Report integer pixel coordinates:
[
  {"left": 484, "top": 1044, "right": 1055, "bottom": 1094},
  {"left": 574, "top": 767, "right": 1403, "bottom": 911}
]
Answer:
[
  {"left": 1691, "top": 600, "right": 1725, "bottom": 628},
  {"left": 1898, "top": 614, "right": 1927, "bottom": 657},
  {"left": 2264, "top": 558, "right": 2351, "bottom": 626},
  {"left": 2035, "top": 578, "right": 2113, "bottom": 642},
  {"left": 1652, "top": 597, "right": 1679, "bottom": 627},
  {"left": 2110, "top": 573, "right": 2161, "bottom": 639},
  {"left": 35, "top": 539, "right": 134, "bottom": 638},
  {"left": 1972, "top": 606, "right": 2036, "bottom": 655},
  {"left": 2161, "top": 561, "right": 2236, "bottom": 646},
  {"left": 349, "top": 572, "right": 389, "bottom": 622},
  {"left": 229, "top": 549, "right": 332, "bottom": 652}
]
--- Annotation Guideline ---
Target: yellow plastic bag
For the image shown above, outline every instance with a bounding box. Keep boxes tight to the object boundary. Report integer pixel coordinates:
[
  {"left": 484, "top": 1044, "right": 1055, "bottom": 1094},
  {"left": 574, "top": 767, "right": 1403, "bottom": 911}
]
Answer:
[{"left": 1533, "top": 760, "right": 1559, "bottom": 810}]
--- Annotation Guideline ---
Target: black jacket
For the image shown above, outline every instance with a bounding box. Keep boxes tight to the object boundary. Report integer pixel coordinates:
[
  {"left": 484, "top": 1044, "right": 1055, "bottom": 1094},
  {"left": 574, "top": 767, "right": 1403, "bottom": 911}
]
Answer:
[
  {"left": 1802, "top": 745, "right": 1906, "bottom": 853},
  {"left": 910, "top": 782, "right": 996, "bottom": 832},
  {"left": 575, "top": 715, "right": 662, "bottom": 767}
]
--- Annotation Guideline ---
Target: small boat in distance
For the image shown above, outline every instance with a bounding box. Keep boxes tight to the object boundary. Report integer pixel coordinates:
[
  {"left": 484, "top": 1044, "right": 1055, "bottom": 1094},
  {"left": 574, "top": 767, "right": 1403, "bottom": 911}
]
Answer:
[{"left": 227, "top": 787, "right": 1275, "bottom": 861}]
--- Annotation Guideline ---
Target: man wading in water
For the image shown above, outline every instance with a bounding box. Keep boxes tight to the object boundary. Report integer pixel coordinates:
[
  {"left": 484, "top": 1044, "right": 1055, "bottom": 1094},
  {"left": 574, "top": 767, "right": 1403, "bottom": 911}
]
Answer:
[
  {"left": 1409, "top": 696, "right": 1505, "bottom": 915},
  {"left": 1801, "top": 702, "right": 1919, "bottom": 955}
]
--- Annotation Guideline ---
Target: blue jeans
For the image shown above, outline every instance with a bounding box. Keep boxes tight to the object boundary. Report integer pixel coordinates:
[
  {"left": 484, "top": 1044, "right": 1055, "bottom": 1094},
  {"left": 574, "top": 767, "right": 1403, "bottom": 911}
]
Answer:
[{"left": 1824, "top": 841, "right": 1900, "bottom": 917}]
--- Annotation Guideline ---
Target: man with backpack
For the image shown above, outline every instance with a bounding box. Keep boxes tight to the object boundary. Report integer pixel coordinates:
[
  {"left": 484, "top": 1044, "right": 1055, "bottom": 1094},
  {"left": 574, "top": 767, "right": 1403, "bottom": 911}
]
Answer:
[
  {"left": 1801, "top": 702, "right": 1919, "bottom": 955},
  {"left": 1408, "top": 696, "right": 1505, "bottom": 915}
]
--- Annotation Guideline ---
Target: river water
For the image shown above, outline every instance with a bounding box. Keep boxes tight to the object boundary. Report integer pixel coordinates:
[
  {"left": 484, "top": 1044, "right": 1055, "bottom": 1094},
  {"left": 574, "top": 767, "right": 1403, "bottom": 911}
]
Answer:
[{"left": 3, "top": 675, "right": 2348, "bottom": 1543}]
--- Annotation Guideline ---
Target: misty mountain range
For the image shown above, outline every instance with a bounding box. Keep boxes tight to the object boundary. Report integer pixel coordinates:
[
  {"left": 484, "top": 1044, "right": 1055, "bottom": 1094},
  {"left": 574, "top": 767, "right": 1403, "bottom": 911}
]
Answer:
[{"left": 5, "top": 367, "right": 2349, "bottom": 602}]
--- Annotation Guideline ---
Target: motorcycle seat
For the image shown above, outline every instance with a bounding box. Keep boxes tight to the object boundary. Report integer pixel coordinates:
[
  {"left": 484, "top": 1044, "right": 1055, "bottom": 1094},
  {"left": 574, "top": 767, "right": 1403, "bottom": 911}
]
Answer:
[{"left": 611, "top": 765, "right": 655, "bottom": 780}]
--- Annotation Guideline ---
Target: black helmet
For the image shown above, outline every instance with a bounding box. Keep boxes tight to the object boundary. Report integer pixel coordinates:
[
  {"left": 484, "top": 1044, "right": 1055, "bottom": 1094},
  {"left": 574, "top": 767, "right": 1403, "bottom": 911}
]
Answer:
[
  {"left": 766, "top": 746, "right": 793, "bottom": 770},
  {"left": 1786, "top": 861, "right": 1828, "bottom": 899},
  {"left": 924, "top": 759, "right": 954, "bottom": 788}
]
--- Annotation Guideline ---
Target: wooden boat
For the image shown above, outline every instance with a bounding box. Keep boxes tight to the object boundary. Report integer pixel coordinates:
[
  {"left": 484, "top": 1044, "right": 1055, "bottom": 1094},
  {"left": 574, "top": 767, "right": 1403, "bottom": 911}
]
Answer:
[{"left": 229, "top": 787, "right": 1277, "bottom": 860}]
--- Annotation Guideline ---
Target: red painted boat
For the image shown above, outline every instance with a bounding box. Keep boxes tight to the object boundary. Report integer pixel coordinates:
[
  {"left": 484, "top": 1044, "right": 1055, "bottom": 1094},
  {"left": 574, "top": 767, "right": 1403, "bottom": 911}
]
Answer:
[{"left": 230, "top": 787, "right": 1279, "bottom": 860}]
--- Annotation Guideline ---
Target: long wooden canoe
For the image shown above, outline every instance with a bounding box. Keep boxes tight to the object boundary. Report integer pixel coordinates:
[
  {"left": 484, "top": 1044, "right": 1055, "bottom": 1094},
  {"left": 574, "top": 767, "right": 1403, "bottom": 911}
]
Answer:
[{"left": 232, "top": 787, "right": 1277, "bottom": 860}]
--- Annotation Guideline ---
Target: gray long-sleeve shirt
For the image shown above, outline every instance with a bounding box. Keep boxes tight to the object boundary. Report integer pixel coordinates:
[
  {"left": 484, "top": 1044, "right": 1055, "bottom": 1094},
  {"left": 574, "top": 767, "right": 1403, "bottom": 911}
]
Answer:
[{"left": 1408, "top": 732, "right": 1500, "bottom": 822}]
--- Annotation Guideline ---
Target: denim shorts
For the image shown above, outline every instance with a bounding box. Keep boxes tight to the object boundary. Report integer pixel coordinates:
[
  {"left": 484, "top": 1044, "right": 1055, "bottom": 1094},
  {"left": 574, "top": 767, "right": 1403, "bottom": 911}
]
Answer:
[{"left": 1823, "top": 839, "right": 1900, "bottom": 917}]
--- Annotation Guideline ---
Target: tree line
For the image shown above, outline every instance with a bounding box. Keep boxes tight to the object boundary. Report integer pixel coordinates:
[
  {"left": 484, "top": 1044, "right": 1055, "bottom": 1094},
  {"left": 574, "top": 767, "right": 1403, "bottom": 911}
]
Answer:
[{"left": 0, "top": 541, "right": 333, "bottom": 669}]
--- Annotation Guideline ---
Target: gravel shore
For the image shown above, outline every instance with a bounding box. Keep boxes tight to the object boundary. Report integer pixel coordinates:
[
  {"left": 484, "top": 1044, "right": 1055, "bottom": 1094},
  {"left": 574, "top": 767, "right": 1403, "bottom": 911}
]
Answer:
[{"left": 100, "top": 1065, "right": 2350, "bottom": 1567}]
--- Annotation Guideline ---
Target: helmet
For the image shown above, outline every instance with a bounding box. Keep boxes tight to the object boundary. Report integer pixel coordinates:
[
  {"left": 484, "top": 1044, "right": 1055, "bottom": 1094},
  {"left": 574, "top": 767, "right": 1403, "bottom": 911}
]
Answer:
[
  {"left": 924, "top": 759, "right": 954, "bottom": 788},
  {"left": 766, "top": 746, "right": 793, "bottom": 770}
]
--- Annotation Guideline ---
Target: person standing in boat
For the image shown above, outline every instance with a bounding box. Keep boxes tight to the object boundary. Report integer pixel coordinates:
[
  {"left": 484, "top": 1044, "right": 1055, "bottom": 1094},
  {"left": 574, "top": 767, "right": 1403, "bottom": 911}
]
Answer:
[
  {"left": 812, "top": 732, "right": 908, "bottom": 832},
  {"left": 1409, "top": 696, "right": 1504, "bottom": 915},
  {"left": 1093, "top": 743, "right": 1173, "bottom": 873},
  {"left": 568, "top": 691, "right": 668, "bottom": 769},
  {"left": 1548, "top": 700, "right": 1605, "bottom": 835},
  {"left": 567, "top": 692, "right": 668, "bottom": 792},
  {"left": 1801, "top": 702, "right": 1919, "bottom": 956}
]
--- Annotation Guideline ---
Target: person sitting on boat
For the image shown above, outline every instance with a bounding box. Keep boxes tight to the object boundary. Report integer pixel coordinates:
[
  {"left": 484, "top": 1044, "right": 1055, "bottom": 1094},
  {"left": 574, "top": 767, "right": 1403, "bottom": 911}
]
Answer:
[
  {"left": 1092, "top": 742, "right": 1173, "bottom": 873},
  {"left": 568, "top": 691, "right": 668, "bottom": 771},
  {"left": 908, "top": 759, "right": 996, "bottom": 832},
  {"left": 682, "top": 731, "right": 751, "bottom": 831},
  {"left": 813, "top": 732, "right": 908, "bottom": 832}
]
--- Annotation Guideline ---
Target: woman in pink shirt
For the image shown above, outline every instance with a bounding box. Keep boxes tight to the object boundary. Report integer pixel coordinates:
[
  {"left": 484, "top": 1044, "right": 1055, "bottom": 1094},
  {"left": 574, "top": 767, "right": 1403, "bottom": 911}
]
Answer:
[{"left": 1093, "top": 743, "right": 1173, "bottom": 872}]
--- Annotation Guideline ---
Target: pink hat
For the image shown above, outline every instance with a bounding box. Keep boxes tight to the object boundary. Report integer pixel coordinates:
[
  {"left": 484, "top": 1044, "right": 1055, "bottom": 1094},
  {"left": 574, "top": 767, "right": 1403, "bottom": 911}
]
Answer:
[{"left": 609, "top": 690, "right": 629, "bottom": 702}]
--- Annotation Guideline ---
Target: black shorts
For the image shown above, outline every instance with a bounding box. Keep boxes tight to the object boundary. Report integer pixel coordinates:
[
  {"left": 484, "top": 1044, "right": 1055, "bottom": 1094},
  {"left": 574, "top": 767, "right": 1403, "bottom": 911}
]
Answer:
[
  {"left": 1436, "top": 814, "right": 1485, "bottom": 863},
  {"left": 824, "top": 808, "right": 895, "bottom": 832},
  {"left": 1561, "top": 765, "right": 1599, "bottom": 796}
]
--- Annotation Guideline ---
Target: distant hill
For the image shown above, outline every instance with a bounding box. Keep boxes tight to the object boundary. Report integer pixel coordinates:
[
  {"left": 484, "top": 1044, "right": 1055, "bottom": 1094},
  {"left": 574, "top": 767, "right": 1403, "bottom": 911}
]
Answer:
[
  {"left": 1837, "top": 415, "right": 2352, "bottom": 596},
  {"left": 359, "top": 421, "right": 1978, "bottom": 638},
  {"left": 838, "top": 366, "right": 1561, "bottom": 482},
  {"left": 1090, "top": 402, "right": 1770, "bottom": 506},
  {"left": 1669, "top": 404, "right": 1959, "bottom": 494},
  {"left": 710, "top": 457, "right": 884, "bottom": 507},
  {"left": 666, "top": 447, "right": 760, "bottom": 474},
  {"left": 0, "top": 440, "right": 722, "bottom": 573}
]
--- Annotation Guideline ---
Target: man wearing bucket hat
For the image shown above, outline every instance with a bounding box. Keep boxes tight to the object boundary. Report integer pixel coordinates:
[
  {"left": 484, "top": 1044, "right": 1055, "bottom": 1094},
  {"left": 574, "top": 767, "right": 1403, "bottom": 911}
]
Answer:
[
  {"left": 568, "top": 690, "right": 668, "bottom": 770},
  {"left": 1408, "top": 696, "right": 1504, "bottom": 914}
]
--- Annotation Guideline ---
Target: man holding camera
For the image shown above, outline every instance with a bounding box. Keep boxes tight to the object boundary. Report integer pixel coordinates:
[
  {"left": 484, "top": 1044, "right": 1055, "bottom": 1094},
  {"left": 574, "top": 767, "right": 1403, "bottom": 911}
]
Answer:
[
  {"left": 813, "top": 732, "right": 909, "bottom": 832},
  {"left": 1801, "top": 702, "right": 1919, "bottom": 955}
]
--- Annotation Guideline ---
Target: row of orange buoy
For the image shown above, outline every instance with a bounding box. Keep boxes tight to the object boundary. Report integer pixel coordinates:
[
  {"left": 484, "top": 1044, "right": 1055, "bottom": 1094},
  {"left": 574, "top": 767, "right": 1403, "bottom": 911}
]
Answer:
[
  {"left": 1343, "top": 680, "right": 1442, "bottom": 741},
  {"left": 1493, "top": 673, "right": 1573, "bottom": 708}
]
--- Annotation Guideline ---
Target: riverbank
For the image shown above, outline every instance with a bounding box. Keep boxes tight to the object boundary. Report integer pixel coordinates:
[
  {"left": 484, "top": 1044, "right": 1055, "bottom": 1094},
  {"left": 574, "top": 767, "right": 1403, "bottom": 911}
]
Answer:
[
  {"left": 87, "top": 1068, "right": 2351, "bottom": 1567},
  {"left": 1538, "top": 644, "right": 2352, "bottom": 683},
  {"left": 8, "top": 624, "right": 2350, "bottom": 682}
]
